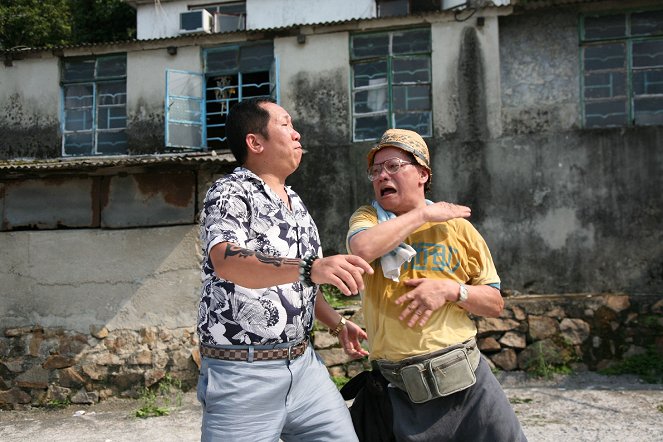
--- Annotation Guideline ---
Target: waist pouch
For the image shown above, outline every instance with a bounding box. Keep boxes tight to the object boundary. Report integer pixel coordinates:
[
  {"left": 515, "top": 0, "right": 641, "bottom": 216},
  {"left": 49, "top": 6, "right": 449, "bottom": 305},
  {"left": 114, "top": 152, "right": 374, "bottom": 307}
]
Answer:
[{"left": 376, "top": 338, "right": 480, "bottom": 404}]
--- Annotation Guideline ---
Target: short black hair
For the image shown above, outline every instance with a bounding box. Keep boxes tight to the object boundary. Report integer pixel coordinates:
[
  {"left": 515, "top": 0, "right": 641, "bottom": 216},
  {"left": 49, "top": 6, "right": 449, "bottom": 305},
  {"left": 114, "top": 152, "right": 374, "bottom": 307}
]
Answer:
[{"left": 225, "top": 97, "right": 276, "bottom": 164}]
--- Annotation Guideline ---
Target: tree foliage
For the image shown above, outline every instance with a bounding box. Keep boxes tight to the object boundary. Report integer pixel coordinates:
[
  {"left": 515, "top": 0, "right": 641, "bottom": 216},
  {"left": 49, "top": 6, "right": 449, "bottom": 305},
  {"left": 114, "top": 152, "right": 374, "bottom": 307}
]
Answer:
[{"left": 0, "top": 0, "right": 136, "bottom": 50}]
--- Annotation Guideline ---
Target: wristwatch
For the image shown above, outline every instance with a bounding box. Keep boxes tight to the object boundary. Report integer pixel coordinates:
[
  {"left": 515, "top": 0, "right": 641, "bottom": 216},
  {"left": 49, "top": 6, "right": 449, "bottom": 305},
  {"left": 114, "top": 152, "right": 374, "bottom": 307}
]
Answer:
[{"left": 458, "top": 283, "right": 469, "bottom": 303}]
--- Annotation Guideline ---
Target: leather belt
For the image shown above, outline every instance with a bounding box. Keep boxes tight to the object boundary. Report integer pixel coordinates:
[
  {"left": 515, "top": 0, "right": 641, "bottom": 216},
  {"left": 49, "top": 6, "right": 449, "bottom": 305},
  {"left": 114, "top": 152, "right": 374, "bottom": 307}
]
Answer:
[{"left": 200, "top": 339, "right": 308, "bottom": 362}]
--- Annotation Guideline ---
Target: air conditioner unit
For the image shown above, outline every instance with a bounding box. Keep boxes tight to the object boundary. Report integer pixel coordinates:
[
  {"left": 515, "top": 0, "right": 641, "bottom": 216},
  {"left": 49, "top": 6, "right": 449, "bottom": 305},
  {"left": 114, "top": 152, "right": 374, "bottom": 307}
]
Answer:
[
  {"left": 179, "top": 10, "right": 214, "bottom": 34},
  {"left": 215, "top": 13, "right": 246, "bottom": 33}
]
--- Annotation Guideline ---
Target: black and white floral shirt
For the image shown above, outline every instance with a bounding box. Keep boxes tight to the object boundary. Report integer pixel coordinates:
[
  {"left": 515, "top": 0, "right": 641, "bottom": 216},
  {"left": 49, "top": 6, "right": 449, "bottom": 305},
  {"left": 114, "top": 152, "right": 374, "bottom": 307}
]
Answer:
[{"left": 197, "top": 167, "right": 322, "bottom": 347}]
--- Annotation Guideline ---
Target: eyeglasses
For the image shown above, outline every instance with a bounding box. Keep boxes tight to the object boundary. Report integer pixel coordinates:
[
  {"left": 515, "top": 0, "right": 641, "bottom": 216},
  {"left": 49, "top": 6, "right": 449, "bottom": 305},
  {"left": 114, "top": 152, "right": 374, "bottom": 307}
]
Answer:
[{"left": 367, "top": 157, "right": 413, "bottom": 181}]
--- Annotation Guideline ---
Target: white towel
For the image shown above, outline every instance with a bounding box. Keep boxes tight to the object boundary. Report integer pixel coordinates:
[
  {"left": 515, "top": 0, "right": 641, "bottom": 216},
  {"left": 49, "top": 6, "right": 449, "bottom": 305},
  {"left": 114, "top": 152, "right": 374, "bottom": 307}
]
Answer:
[{"left": 371, "top": 200, "right": 428, "bottom": 281}]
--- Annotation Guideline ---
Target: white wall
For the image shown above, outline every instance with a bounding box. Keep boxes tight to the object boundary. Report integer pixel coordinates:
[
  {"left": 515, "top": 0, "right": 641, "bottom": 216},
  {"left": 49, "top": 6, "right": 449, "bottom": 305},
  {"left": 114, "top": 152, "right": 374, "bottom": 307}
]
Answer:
[
  {"left": 248, "top": 0, "right": 374, "bottom": 29},
  {"left": 431, "top": 14, "right": 502, "bottom": 138},
  {"left": 0, "top": 57, "right": 60, "bottom": 127},
  {"left": 135, "top": 0, "right": 375, "bottom": 40},
  {"left": 127, "top": 46, "right": 203, "bottom": 118}
]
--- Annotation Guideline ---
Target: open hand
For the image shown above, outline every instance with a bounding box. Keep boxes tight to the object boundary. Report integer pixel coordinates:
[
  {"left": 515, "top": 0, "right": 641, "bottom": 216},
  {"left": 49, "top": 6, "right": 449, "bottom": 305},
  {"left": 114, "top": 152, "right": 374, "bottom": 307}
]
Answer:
[
  {"left": 311, "top": 255, "right": 373, "bottom": 296},
  {"left": 395, "top": 278, "right": 458, "bottom": 327}
]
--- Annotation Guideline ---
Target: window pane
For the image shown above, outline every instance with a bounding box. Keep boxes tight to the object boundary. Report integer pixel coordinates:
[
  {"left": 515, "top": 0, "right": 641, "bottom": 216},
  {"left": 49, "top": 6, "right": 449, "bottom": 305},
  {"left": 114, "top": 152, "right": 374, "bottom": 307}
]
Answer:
[
  {"left": 64, "top": 84, "right": 93, "bottom": 108},
  {"left": 633, "top": 68, "right": 663, "bottom": 94},
  {"left": 96, "top": 55, "right": 126, "bottom": 78},
  {"left": 64, "top": 108, "right": 93, "bottom": 131},
  {"left": 393, "top": 56, "right": 431, "bottom": 83},
  {"left": 584, "top": 14, "right": 626, "bottom": 40},
  {"left": 353, "top": 61, "right": 387, "bottom": 88},
  {"left": 354, "top": 115, "right": 389, "bottom": 141},
  {"left": 63, "top": 59, "right": 95, "bottom": 82},
  {"left": 97, "top": 130, "right": 127, "bottom": 154},
  {"left": 169, "top": 122, "right": 203, "bottom": 147},
  {"left": 239, "top": 43, "right": 273, "bottom": 72},
  {"left": 97, "top": 81, "right": 126, "bottom": 106},
  {"left": 632, "top": 10, "right": 663, "bottom": 37},
  {"left": 169, "top": 98, "right": 202, "bottom": 122},
  {"left": 634, "top": 96, "right": 663, "bottom": 125},
  {"left": 98, "top": 107, "right": 127, "bottom": 130},
  {"left": 584, "top": 44, "right": 625, "bottom": 71},
  {"left": 393, "top": 85, "right": 430, "bottom": 111},
  {"left": 351, "top": 33, "right": 389, "bottom": 60},
  {"left": 392, "top": 29, "right": 430, "bottom": 54},
  {"left": 377, "top": 0, "right": 408, "bottom": 18},
  {"left": 206, "top": 47, "right": 240, "bottom": 73},
  {"left": 633, "top": 40, "right": 663, "bottom": 69},
  {"left": 354, "top": 86, "right": 388, "bottom": 113},
  {"left": 241, "top": 71, "right": 271, "bottom": 97},
  {"left": 64, "top": 133, "right": 94, "bottom": 156},
  {"left": 394, "top": 112, "right": 431, "bottom": 136},
  {"left": 584, "top": 99, "right": 627, "bottom": 127},
  {"left": 583, "top": 71, "right": 626, "bottom": 99}
]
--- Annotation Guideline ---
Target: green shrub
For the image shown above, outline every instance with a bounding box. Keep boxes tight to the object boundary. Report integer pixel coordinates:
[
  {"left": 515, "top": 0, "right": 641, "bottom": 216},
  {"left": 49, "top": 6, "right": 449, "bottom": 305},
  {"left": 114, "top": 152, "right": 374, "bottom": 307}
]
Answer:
[
  {"left": 600, "top": 348, "right": 663, "bottom": 384},
  {"left": 135, "top": 374, "right": 183, "bottom": 418}
]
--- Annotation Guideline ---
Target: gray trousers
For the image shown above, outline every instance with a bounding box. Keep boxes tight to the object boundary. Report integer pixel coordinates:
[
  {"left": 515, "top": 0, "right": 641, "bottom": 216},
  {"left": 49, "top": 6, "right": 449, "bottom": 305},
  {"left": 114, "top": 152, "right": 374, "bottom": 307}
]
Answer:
[
  {"left": 388, "top": 356, "right": 527, "bottom": 442},
  {"left": 197, "top": 345, "right": 358, "bottom": 442}
]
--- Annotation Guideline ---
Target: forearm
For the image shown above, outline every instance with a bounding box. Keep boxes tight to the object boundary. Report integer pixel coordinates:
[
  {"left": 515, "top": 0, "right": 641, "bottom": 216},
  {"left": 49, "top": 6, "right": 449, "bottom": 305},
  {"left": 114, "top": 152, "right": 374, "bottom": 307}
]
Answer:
[
  {"left": 314, "top": 291, "right": 343, "bottom": 329},
  {"left": 349, "top": 209, "right": 426, "bottom": 262},
  {"left": 210, "top": 242, "right": 301, "bottom": 288},
  {"left": 459, "top": 284, "right": 504, "bottom": 318}
]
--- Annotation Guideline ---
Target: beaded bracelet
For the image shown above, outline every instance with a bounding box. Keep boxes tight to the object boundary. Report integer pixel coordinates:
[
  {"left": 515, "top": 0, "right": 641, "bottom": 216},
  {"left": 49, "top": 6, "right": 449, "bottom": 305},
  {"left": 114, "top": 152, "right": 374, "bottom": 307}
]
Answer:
[{"left": 298, "top": 254, "right": 318, "bottom": 287}]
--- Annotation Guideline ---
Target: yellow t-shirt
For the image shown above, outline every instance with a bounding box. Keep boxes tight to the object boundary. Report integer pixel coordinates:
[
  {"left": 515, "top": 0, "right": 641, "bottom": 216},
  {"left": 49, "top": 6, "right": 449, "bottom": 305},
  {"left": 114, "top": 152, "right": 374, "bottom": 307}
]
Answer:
[{"left": 347, "top": 205, "right": 500, "bottom": 362}]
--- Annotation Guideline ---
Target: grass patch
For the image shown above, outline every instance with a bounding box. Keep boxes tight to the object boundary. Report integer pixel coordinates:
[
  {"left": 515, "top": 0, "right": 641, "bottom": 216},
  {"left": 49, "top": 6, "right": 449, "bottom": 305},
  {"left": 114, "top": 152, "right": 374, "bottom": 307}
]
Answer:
[
  {"left": 332, "top": 375, "right": 350, "bottom": 390},
  {"left": 599, "top": 348, "right": 663, "bottom": 384},
  {"left": 46, "top": 398, "right": 71, "bottom": 409},
  {"left": 657, "top": 404, "right": 663, "bottom": 413},
  {"left": 509, "top": 396, "right": 533, "bottom": 404},
  {"left": 321, "top": 284, "right": 360, "bottom": 308},
  {"left": 525, "top": 339, "right": 575, "bottom": 379},
  {"left": 135, "top": 374, "right": 183, "bottom": 418}
]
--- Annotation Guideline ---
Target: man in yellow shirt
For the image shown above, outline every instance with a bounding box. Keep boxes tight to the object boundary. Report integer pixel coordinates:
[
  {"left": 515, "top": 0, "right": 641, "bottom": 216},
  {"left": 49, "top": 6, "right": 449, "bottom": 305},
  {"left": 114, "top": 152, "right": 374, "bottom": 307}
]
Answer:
[{"left": 346, "top": 129, "right": 526, "bottom": 441}]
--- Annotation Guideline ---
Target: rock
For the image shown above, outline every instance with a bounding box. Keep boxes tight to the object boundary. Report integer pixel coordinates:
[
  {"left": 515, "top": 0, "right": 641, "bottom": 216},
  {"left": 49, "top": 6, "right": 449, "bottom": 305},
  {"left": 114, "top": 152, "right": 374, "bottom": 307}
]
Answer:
[
  {"left": 560, "top": 318, "right": 590, "bottom": 345},
  {"left": 15, "top": 366, "right": 48, "bottom": 389},
  {"left": 317, "top": 348, "right": 351, "bottom": 366},
  {"left": 57, "top": 367, "right": 85, "bottom": 389},
  {"left": 500, "top": 331, "right": 526, "bottom": 349},
  {"left": 0, "top": 387, "right": 32, "bottom": 408},
  {"left": 43, "top": 355, "right": 76, "bottom": 369},
  {"left": 491, "top": 348, "right": 518, "bottom": 371},
  {"left": 605, "top": 295, "right": 630, "bottom": 313},
  {"left": 313, "top": 331, "right": 338, "bottom": 349},
  {"left": 478, "top": 336, "right": 501, "bottom": 352},
  {"left": 528, "top": 315, "right": 559, "bottom": 340},
  {"left": 89, "top": 325, "right": 109, "bottom": 339},
  {"left": 71, "top": 388, "right": 97, "bottom": 404},
  {"left": 476, "top": 318, "right": 520, "bottom": 334}
]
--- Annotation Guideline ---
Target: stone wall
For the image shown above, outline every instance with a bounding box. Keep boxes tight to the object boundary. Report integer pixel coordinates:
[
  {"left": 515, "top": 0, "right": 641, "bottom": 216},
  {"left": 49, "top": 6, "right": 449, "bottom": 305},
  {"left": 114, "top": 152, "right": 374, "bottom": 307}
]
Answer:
[
  {"left": 315, "top": 293, "right": 663, "bottom": 377},
  {"left": 1, "top": 293, "right": 661, "bottom": 410}
]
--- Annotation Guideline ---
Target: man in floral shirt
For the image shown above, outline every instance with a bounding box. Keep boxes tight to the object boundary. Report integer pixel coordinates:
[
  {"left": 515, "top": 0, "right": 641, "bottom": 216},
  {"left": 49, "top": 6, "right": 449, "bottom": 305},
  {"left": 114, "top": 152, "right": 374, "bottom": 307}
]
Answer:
[{"left": 197, "top": 97, "right": 372, "bottom": 442}]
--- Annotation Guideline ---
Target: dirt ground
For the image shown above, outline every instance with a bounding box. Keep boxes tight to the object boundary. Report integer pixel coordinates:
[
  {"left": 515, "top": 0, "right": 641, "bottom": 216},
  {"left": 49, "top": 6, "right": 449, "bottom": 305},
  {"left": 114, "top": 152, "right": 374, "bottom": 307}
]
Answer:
[{"left": 1, "top": 371, "right": 662, "bottom": 442}]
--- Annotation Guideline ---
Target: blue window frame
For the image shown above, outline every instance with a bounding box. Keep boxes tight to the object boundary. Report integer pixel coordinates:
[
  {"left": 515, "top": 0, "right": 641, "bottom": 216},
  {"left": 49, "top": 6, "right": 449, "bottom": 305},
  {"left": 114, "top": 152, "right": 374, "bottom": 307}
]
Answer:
[
  {"left": 580, "top": 9, "right": 663, "bottom": 128},
  {"left": 61, "top": 54, "right": 127, "bottom": 156},
  {"left": 350, "top": 28, "right": 432, "bottom": 141},
  {"left": 165, "top": 42, "right": 278, "bottom": 150}
]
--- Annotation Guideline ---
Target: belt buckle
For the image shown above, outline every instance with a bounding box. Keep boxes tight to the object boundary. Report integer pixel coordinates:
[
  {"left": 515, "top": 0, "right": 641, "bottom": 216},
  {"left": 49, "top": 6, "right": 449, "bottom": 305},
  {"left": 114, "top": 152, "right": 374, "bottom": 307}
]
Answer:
[{"left": 287, "top": 345, "right": 293, "bottom": 360}]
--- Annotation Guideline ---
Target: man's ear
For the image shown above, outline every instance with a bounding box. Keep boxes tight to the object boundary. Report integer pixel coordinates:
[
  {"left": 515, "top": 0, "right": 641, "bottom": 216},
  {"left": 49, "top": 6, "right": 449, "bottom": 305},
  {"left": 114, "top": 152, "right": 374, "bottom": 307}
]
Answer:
[
  {"left": 419, "top": 168, "right": 429, "bottom": 185},
  {"left": 246, "top": 133, "right": 264, "bottom": 154}
]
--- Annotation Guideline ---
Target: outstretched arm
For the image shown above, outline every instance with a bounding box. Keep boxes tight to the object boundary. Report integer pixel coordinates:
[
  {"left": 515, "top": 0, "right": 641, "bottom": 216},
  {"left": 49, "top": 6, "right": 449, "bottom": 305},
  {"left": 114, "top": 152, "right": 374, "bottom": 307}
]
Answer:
[
  {"left": 210, "top": 243, "right": 374, "bottom": 295},
  {"left": 349, "top": 202, "right": 471, "bottom": 262}
]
